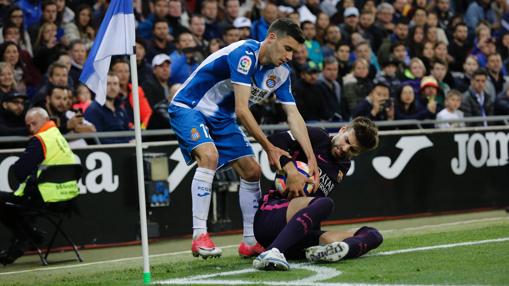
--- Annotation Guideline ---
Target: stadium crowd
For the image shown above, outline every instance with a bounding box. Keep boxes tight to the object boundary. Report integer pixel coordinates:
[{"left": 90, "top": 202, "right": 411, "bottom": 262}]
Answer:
[{"left": 1, "top": 0, "right": 509, "bottom": 143}]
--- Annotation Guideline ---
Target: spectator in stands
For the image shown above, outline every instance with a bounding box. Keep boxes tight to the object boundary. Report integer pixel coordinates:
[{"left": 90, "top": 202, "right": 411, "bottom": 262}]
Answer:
[
  {"left": 28, "top": 0, "right": 60, "bottom": 45},
  {"left": 315, "top": 12, "right": 331, "bottom": 44},
  {"left": 421, "top": 41, "right": 435, "bottom": 71},
  {"left": 145, "top": 18, "right": 176, "bottom": 62},
  {"left": 72, "top": 84, "right": 91, "bottom": 113},
  {"left": 0, "top": 7, "right": 33, "bottom": 56},
  {"left": 218, "top": 0, "right": 240, "bottom": 34},
  {"left": 294, "top": 62, "right": 329, "bottom": 122},
  {"left": 419, "top": 76, "right": 441, "bottom": 113},
  {"left": 394, "top": 84, "right": 436, "bottom": 121},
  {"left": 426, "top": 12, "right": 448, "bottom": 45},
  {"left": 407, "top": 26, "right": 425, "bottom": 58},
  {"left": 55, "top": 0, "right": 74, "bottom": 31},
  {"left": 0, "top": 41, "right": 41, "bottom": 96},
  {"left": 0, "top": 62, "right": 17, "bottom": 101},
  {"left": 436, "top": 89, "right": 465, "bottom": 128},
  {"left": 148, "top": 83, "right": 181, "bottom": 130},
  {"left": 353, "top": 78, "right": 394, "bottom": 121},
  {"left": 378, "top": 56, "right": 402, "bottom": 98},
  {"left": 233, "top": 16, "right": 252, "bottom": 40},
  {"left": 410, "top": 7, "right": 428, "bottom": 28},
  {"left": 335, "top": 42, "right": 352, "bottom": 81},
  {"left": 0, "top": 91, "right": 28, "bottom": 136},
  {"left": 454, "top": 55, "right": 480, "bottom": 93},
  {"left": 142, "top": 54, "right": 171, "bottom": 107},
  {"left": 473, "top": 37, "right": 497, "bottom": 69},
  {"left": 465, "top": 0, "right": 496, "bottom": 31},
  {"left": 222, "top": 25, "right": 241, "bottom": 46},
  {"left": 301, "top": 21, "right": 323, "bottom": 71},
  {"left": 62, "top": 4, "right": 95, "bottom": 50},
  {"left": 494, "top": 87, "right": 509, "bottom": 115},
  {"left": 318, "top": 57, "right": 348, "bottom": 121},
  {"left": 251, "top": 3, "right": 278, "bottom": 42},
  {"left": 354, "top": 41, "right": 379, "bottom": 79},
  {"left": 448, "top": 22, "right": 471, "bottom": 72},
  {"left": 430, "top": 59, "right": 450, "bottom": 107},
  {"left": 374, "top": 2, "right": 395, "bottom": 38},
  {"left": 189, "top": 14, "right": 208, "bottom": 54},
  {"left": 201, "top": 0, "right": 221, "bottom": 40},
  {"left": 110, "top": 58, "right": 152, "bottom": 129},
  {"left": 44, "top": 85, "right": 94, "bottom": 134},
  {"left": 137, "top": 0, "right": 170, "bottom": 40},
  {"left": 322, "top": 25, "right": 341, "bottom": 58},
  {"left": 378, "top": 17, "right": 409, "bottom": 66},
  {"left": 340, "top": 6, "right": 360, "bottom": 43},
  {"left": 343, "top": 58, "right": 373, "bottom": 115},
  {"left": 33, "top": 22, "right": 64, "bottom": 74},
  {"left": 67, "top": 40, "right": 86, "bottom": 88},
  {"left": 134, "top": 39, "right": 153, "bottom": 86},
  {"left": 166, "top": 0, "right": 187, "bottom": 38},
  {"left": 460, "top": 69, "right": 494, "bottom": 126},
  {"left": 31, "top": 61, "right": 69, "bottom": 108},
  {"left": 84, "top": 72, "right": 132, "bottom": 144},
  {"left": 485, "top": 53, "right": 506, "bottom": 97},
  {"left": 435, "top": 0, "right": 453, "bottom": 29},
  {"left": 169, "top": 32, "right": 201, "bottom": 85},
  {"left": 403, "top": 57, "right": 427, "bottom": 95}
]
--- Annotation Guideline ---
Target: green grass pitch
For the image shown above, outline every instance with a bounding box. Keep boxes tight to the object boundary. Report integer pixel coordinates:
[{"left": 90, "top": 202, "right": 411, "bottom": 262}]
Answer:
[{"left": 1, "top": 210, "right": 508, "bottom": 285}]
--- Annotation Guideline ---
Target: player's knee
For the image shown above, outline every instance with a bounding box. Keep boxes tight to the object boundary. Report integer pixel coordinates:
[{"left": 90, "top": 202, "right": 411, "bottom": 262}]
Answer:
[
  {"left": 356, "top": 226, "right": 383, "bottom": 247},
  {"left": 240, "top": 163, "right": 261, "bottom": 182},
  {"left": 311, "top": 197, "right": 335, "bottom": 216},
  {"left": 195, "top": 150, "right": 219, "bottom": 169}
]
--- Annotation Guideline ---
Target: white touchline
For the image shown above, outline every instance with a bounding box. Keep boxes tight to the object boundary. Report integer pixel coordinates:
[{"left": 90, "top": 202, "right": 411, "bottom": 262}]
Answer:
[
  {"left": 370, "top": 237, "right": 509, "bottom": 256},
  {"left": 0, "top": 217, "right": 507, "bottom": 276}
]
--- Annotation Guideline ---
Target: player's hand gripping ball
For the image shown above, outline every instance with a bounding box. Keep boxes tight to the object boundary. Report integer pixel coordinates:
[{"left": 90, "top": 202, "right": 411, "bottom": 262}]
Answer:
[{"left": 274, "top": 161, "right": 315, "bottom": 196}]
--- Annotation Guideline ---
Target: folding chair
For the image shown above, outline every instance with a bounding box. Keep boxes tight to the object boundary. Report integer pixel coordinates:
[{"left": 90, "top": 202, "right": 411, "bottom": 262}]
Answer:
[{"left": 9, "top": 164, "right": 84, "bottom": 265}]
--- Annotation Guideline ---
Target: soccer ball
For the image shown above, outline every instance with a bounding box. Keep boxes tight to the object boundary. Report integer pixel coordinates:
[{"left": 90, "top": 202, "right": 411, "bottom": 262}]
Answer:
[{"left": 274, "top": 161, "right": 315, "bottom": 196}]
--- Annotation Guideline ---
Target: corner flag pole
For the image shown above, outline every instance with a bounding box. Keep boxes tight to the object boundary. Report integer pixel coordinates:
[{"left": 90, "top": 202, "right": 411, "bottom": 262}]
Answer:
[{"left": 129, "top": 50, "right": 151, "bottom": 284}]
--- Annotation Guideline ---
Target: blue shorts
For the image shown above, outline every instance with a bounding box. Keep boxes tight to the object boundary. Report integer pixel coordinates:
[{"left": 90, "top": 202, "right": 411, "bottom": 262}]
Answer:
[{"left": 168, "top": 104, "right": 254, "bottom": 168}]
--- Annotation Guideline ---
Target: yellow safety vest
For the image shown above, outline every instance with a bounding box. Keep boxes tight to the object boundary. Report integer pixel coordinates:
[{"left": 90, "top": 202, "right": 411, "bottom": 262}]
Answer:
[{"left": 15, "top": 121, "right": 79, "bottom": 202}]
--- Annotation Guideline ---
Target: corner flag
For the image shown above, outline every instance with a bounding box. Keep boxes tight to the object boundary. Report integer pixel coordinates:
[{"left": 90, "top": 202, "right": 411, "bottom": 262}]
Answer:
[{"left": 80, "top": 0, "right": 135, "bottom": 105}]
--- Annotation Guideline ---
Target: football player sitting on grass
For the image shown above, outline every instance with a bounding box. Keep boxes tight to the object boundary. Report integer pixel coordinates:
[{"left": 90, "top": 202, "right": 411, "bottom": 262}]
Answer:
[{"left": 253, "top": 117, "right": 383, "bottom": 271}]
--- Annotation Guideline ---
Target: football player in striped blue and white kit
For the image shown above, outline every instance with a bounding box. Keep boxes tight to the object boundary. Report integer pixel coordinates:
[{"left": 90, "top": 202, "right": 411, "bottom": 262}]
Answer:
[{"left": 168, "top": 19, "right": 319, "bottom": 259}]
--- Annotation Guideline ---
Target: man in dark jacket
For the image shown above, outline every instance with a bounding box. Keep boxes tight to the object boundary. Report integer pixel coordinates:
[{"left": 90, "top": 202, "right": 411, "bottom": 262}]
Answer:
[
  {"left": 460, "top": 69, "right": 494, "bottom": 126},
  {"left": 0, "top": 91, "right": 28, "bottom": 136}
]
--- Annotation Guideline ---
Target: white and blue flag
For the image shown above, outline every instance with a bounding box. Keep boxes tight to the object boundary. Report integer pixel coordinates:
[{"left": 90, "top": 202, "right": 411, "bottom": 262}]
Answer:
[{"left": 80, "top": 0, "right": 135, "bottom": 105}]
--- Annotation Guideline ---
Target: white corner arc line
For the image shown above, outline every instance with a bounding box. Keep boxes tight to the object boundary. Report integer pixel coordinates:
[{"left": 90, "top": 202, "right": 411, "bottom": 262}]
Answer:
[{"left": 156, "top": 237, "right": 509, "bottom": 285}]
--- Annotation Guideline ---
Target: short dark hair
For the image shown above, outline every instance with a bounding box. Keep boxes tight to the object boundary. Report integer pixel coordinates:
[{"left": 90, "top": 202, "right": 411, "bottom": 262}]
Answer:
[
  {"left": 267, "top": 18, "right": 305, "bottom": 44},
  {"left": 350, "top": 117, "right": 379, "bottom": 152},
  {"left": 153, "top": 18, "right": 169, "bottom": 31},
  {"left": 47, "top": 84, "right": 70, "bottom": 97},
  {"left": 432, "top": 58, "right": 448, "bottom": 69},
  {"left": 472, "top": 68, "right": 488, "bottom": 78},
  {"left": 48, "top": 62, "right": 68, "bottom": 76}
]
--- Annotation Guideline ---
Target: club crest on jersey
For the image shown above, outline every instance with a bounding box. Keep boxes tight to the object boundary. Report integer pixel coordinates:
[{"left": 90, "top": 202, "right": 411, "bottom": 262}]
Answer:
[
  {"left": 237, "top": 55, "right": 251, "bottom": 75},
  {"left": 265, "top": 75, "right": 277, "bottom": 88},
  {"left": 190, "top": 128, "right": 201, "bottom": 141}
]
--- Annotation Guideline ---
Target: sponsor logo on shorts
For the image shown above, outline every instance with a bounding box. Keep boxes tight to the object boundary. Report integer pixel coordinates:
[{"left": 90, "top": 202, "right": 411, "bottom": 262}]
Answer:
[
  {"left": 237, "top": 55, "right": 251, "bottom": 75},
  {"left": 191, "top": 128, "right": 201, "bottom": 141}
]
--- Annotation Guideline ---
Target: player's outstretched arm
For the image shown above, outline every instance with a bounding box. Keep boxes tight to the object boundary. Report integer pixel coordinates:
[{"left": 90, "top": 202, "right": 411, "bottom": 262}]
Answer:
[
  {"left": 233, "top": 84, "right": 290, "bottom": 170},
  {"left": 282, "top": 104, "right": 319, "bottom": 188}
]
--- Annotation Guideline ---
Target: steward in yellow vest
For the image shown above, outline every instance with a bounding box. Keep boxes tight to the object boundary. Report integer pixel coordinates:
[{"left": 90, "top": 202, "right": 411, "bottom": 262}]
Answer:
[
  {"left": 14, "top": 116, "right": 78, "bottom": 202},
  {"left": 0, "top": 107, "right": 79, "bottom": 265}
]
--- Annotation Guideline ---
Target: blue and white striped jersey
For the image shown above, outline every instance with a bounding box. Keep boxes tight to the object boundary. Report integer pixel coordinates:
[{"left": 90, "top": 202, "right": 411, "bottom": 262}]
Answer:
[{"left": 170, "top": 40, "right": 296, "bottom": 119}]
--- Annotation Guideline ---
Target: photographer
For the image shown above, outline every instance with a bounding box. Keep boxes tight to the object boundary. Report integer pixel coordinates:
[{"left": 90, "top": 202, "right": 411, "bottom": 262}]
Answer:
[
  {"left": 169, "top": 32, "right": 204, "bottom": 85},
  {"left": 352, "top": 78, "right": 394, "bottom": 122}
]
